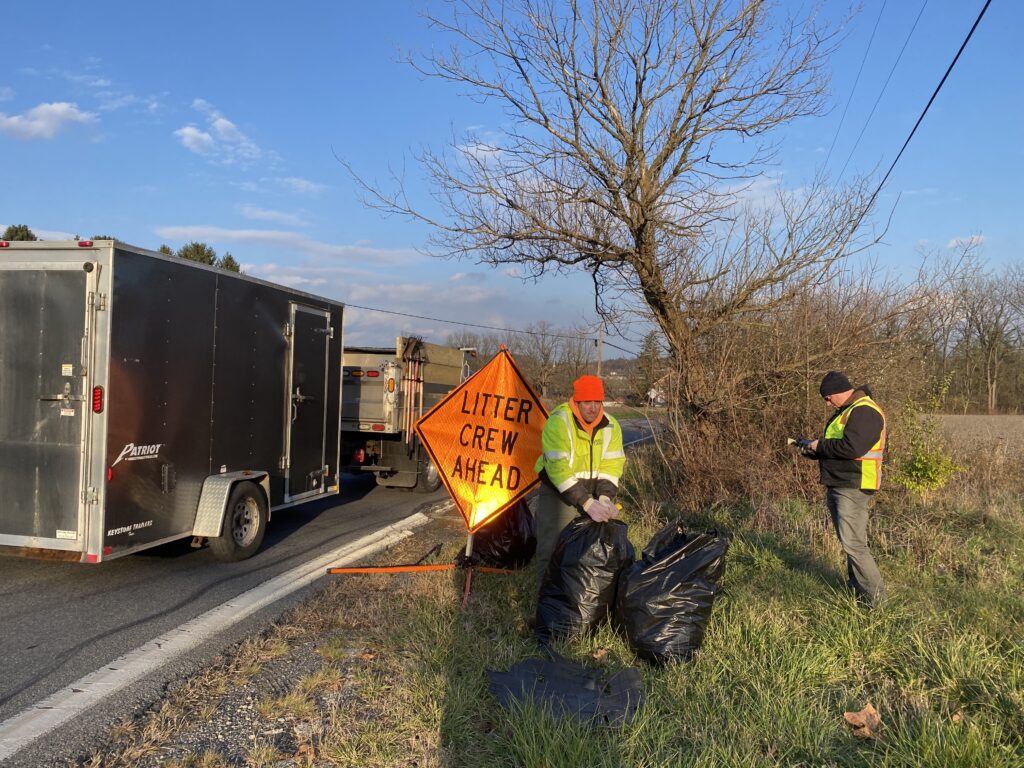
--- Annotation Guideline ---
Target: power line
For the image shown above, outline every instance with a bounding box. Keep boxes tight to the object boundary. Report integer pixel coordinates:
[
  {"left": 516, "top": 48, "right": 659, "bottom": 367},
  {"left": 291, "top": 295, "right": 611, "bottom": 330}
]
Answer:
[
  {"left": 837, "top": 0, "right": 930, "bottom": 183},
  {"left": 824, "top": 0, "right": 888, "bottom": 169},
  {"left": 345, "top": 300, "right": 636, "bottom": 354},
  {"left": 865, "top": 0, "right": 992, "bottom": 211}
]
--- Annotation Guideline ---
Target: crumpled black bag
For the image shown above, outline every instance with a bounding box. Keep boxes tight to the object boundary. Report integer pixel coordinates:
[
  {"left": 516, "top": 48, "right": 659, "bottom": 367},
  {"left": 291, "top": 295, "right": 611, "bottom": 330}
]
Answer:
[
  {"left": 488, "top": 653, "right": 644, "bottom": 726},
  {"left": 614, "top": 522, "right": 728, "bottom": 664},
  {"left": 472, "top": 500, "right": 536, "bottom": 569},
  {"left": 535, "top": 518, "right": 635, "bottom": 645}
]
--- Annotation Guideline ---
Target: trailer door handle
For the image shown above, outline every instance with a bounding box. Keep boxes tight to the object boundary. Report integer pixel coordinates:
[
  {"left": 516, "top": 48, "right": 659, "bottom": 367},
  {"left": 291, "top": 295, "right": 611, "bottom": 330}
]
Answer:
[
  {"left": 40, "top": 382, "right": 83, "bottom": 402},
  {"left": 292, "top": 387, "right": 315, "bottom": 404}
]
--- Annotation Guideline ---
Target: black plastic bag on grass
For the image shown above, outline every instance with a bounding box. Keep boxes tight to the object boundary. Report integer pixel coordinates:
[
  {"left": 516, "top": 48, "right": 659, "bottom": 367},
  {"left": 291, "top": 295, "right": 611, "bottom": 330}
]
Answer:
[
  {"left": 614, "top": 522, "right": 728, "bottom": 664},
  {"left": 473, "top": 500, "right": 536, "bottom": 569},
  {"left": 535, "top": 517, "right": 635, "bottom": 645}
]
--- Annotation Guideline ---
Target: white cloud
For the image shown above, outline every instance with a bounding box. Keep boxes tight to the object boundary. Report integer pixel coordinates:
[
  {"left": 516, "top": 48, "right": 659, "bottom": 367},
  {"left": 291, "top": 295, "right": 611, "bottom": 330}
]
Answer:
[
  {"left": 449, "top": 272, "right": 487, "bottom": 283},
  {"left": 64, "top": 73, "right": 111, "bottom": 88},
  {"left": 35, "top": 228, "right": 77, "bottom": 240},
  {"left": 237, "top": 204, "right": 307, "bottom": 227},
  {"left": 0, "top": 87, "right": 14, "bottom": 101},
  {"left": 154, "top": 225, "right": 419, "bottom": 264},
  {"left": 0, "top": 102, "right": 96, "bottom": 140},
  {"left": 947, "top": 234, "right": 985, "bottom": 250},
  {"left": 174, "top": 99, "right": 262, "bottom": 167},
  {"left": 174, "top": 125, "right": 215, "bottom": 154},
  {"left": 277, "top": 176, "right": 327, "bottom": 195}
]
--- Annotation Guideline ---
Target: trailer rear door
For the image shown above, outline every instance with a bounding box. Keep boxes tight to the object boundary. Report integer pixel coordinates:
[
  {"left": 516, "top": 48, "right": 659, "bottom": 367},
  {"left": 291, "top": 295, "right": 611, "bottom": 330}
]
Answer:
[
  {"left": 285, "top": 304, "right": 332, "bottom": 501},
  {"left": 0, "top": 264, "right": 89, "bottom": 547}
]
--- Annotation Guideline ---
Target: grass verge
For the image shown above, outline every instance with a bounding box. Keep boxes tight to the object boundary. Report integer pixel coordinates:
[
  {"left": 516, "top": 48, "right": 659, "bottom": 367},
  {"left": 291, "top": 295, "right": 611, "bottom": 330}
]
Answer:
[{"left": 88, "top": 459, "right": 1023, "bottom": 767}]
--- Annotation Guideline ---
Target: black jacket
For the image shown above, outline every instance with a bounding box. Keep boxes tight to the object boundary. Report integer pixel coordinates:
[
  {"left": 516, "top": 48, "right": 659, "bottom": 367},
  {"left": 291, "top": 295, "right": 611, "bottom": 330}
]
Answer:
[{"left": 813, "top": 386, "right": 885, "bottom": 489}]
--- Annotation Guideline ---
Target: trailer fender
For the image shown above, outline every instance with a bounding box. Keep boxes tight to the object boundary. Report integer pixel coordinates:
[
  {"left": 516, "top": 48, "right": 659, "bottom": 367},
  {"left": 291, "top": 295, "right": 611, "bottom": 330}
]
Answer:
[{"left": 193, "top": 472, "right": 271, "bottom": 538}]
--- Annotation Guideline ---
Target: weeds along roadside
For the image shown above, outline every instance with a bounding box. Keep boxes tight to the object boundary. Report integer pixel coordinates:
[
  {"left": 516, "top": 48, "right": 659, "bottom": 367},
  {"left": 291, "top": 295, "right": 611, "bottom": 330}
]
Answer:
[{"left": 85, "top": 440, "right": 1023, "bottom": 766}]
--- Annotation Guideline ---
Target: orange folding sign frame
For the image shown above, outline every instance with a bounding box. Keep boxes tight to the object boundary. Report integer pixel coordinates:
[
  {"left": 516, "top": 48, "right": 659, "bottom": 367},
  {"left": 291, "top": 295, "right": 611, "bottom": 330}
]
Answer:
[{"left": 415, "top": 347, "right": 548, "bottom": 533}]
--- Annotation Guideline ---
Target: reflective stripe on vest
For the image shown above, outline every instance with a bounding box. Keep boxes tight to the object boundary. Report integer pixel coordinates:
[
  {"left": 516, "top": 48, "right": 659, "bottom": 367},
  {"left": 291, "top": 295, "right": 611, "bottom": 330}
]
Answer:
[{"left": 825, "top": 395, "right": 886, "bottom": 490}]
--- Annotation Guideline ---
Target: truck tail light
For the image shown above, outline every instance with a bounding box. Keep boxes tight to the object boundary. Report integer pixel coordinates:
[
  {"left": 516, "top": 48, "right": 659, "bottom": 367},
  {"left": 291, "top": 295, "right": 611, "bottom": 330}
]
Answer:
[{"left": 92, "top": 386, "right": 104, "bottom": 413}]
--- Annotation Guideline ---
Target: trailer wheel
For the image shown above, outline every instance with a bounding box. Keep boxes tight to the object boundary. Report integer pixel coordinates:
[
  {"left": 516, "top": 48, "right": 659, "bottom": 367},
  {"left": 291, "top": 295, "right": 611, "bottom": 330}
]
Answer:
[
  {"left": 209, "top": 481, "right": 268, "bottom": 561},
  {"left": 414, "top": 457, "right": 442, "bottom": 493}
]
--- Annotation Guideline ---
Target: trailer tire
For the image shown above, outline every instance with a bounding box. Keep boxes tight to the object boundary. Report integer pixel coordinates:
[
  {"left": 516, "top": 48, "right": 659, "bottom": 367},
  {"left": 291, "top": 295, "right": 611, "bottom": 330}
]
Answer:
[
  {"left": 414, "top": 457, "right": 442, "bottom": 493},
  {"left": 209, "top": 481, "right": 268, "bottom": 561}
]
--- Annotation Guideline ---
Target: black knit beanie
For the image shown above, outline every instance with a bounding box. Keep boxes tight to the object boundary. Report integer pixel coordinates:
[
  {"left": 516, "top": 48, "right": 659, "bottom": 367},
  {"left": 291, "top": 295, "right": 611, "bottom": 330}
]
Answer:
[{"left": 819, "top": 371, "right": 852, "bottom": 397}]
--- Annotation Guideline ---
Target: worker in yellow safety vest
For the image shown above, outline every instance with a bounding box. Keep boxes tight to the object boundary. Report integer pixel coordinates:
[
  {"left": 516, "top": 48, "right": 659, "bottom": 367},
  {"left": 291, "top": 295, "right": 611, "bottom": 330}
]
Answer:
[
  {"left": 805, "top": 371, "right": 887, "bottom": 606},
  {"left": 533, "top": 375, "right": 626, "bottom": 589}
]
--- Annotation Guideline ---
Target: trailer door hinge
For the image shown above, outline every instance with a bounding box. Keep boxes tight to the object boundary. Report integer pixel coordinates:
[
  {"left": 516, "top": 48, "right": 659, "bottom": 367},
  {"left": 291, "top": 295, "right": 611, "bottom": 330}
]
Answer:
[
  {"left": 87, "top": 292, "right": 107, "bottom": 311},
  {"left": 283, "top": 323, "right": 293, "bottom": 338},
  {"left": 278, "top": 455, "right": 290, "bottom": 470},
  {"left": 81, "top": 487, "right": 98, "bottom": 504}
]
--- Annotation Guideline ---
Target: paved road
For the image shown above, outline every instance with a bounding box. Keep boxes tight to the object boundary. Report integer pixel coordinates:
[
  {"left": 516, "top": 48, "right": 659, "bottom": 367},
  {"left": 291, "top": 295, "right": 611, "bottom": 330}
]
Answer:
[{"left": 0, "top": 474, "right": 444, "bottom": 756}]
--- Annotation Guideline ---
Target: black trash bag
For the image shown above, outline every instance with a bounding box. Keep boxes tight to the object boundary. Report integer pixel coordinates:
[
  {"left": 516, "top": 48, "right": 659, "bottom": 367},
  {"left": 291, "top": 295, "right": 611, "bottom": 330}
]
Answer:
[
  {"left": 488, "top": 653, "right": 644, "bottom": 726},
  {"left": 614, "top": 522, "right": 728, "bottom": 665},
  {"left": 472, "top": 500, "right": 536, "bottom": 569},
  {"left": 535, "top": 517, "right": 635, "bottom": 645}
]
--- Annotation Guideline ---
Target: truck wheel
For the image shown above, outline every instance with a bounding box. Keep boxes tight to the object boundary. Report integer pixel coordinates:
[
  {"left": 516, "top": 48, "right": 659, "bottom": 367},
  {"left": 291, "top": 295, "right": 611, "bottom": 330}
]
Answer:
[
  {"left": 414, "top": 458, "right": 442, "bottom": 493},
  {"left": 209, "top": 481, "right": 268, "bottom": 561}
]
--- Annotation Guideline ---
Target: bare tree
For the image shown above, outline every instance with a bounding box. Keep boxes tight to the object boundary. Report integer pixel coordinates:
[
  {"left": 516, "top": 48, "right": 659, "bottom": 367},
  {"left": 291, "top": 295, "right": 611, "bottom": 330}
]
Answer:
[
  {"left": 354, "top": 0, "right": 889, "bottom": 418},
  {"left": 962, "top": 269, "right": 1020, "bottom": 413}
]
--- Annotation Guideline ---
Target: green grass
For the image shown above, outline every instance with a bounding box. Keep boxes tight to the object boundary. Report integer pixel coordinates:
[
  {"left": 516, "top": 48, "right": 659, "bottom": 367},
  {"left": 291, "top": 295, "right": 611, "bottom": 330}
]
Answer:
[{"left": 314, "top": 480, "right": 1024, "bottom": 767}]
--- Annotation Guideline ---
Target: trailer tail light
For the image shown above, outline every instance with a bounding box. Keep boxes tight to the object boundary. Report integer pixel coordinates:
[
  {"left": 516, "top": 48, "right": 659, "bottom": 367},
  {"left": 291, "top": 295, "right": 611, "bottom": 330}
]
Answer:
[
  {"left": 92, "top": 386, "right": 104, "bottom": 413},
  {"left": 366, "top": 370, "right": 380, "bottom": 377},
  {"left": 371, "top": 424, "right": 386, "bottom": 432},
  {"left": 353, "top": 449, "right": 365, "bottom": 464},
  {"left": 0, "top": 241, "right": 9, "bottom": 248},
  {"left": 77, "top": 240, "right": 94, "bottom": 247},
  {"left": 107, "top": 467, "right": 113, "bottom": 482}
]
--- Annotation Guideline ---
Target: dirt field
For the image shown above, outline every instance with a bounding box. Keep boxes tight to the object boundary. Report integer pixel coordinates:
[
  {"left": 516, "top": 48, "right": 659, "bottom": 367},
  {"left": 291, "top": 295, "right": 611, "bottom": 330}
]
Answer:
[{"left": 939, "top": 414, "right": 1024, "bottom": 454}]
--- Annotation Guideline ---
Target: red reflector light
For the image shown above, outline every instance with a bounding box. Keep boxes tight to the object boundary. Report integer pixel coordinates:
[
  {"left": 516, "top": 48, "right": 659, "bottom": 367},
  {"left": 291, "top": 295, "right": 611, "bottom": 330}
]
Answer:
[
  {"left": 85, "top": 553, "right": 99, "bottom": 563},
  {"left": 366, "top": 370, "right": 380, "bottom": 378},
  {"left": 107, "top": 466, "right": 113, "bottom": 481},
  {"left": 0, "top": 241, "right": 9, "bottom": 248},
  {"left": 103, "top": 546, "right": 113, "bottom": 555},
  {"left": 92, "top": 386, "right": 104, "bottom": 413},
  {"left": 353, "top": 449, "right": 365, "bottom": 464},
  {"left": 77, "top": 240, "right": 94, "bottom": 247},
  {"left": 371, "top": 424, "right": 386, "bottom": 431}
]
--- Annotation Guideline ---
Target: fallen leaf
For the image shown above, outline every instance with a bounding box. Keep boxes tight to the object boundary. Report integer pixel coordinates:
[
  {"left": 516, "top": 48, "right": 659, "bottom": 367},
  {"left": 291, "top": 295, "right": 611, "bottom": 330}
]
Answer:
[
  {"left": 358, "top": 651, "right": 377, "bottom": 662},
  {"left": 591, "top": 648, "right": 609, "bottom": 664},
  {"left": 952, "top": 711, "right": 963, "bottom": 724},
  {"left": 844, "top": 702, "right": 882, "bottom": 739}
]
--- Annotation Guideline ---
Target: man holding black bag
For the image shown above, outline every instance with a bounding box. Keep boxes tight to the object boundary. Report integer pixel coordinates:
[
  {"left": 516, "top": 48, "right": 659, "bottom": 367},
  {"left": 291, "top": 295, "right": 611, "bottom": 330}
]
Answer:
[{"left": 533, "top": 375, "right": 626, "bottom": 588}]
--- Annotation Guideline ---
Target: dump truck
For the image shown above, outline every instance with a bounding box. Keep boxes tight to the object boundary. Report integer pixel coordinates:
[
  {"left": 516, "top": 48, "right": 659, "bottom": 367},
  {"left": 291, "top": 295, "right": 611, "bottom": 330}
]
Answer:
[
  {"left": 341, "top": 337, "right": 468, "bottom": 491},
  {"left": 0, "top": 239, "right": 344, "bottom": 562}
]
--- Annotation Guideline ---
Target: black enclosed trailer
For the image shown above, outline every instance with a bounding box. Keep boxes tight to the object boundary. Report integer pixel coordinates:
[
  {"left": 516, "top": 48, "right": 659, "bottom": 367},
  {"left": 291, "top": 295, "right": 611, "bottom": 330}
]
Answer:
[{"left": 0, "top": 240, "right": 343, "bottom": 562}]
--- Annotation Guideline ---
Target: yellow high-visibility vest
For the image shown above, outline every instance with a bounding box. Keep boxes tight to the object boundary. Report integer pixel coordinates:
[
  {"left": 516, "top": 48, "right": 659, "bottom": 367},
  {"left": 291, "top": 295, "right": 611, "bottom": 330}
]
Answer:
[{"left": 824, "top": 395, "right": 886, "bottom": 490}]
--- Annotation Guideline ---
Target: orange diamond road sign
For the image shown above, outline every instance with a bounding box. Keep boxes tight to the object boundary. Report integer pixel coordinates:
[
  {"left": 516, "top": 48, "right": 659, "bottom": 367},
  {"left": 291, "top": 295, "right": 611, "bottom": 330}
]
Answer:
[{"left": 415, "top": 348, "right": 548, "bottom": 533}]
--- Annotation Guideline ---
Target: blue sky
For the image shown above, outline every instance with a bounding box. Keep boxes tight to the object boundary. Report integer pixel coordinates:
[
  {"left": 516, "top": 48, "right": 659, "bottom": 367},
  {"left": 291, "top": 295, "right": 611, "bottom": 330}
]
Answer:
[{"left": 1, "top": 1, "right": 1019, "bottom": 352}]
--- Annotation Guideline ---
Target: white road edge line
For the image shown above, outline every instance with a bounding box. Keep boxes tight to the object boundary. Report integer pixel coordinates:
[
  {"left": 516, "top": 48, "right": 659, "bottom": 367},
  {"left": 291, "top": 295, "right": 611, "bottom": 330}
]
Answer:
[{"left": 0, "top": 512, "right": 430, "bottom": 762}]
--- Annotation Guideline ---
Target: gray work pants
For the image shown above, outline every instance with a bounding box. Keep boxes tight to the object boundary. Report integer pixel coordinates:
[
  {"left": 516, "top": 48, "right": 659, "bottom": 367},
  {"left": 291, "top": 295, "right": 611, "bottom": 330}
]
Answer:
[
  {"left": 535, "top": 483, "right": 580, "bottom": 590},
  {"left": 826, "top": 487, "right": 886, "bottom": 606}
]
